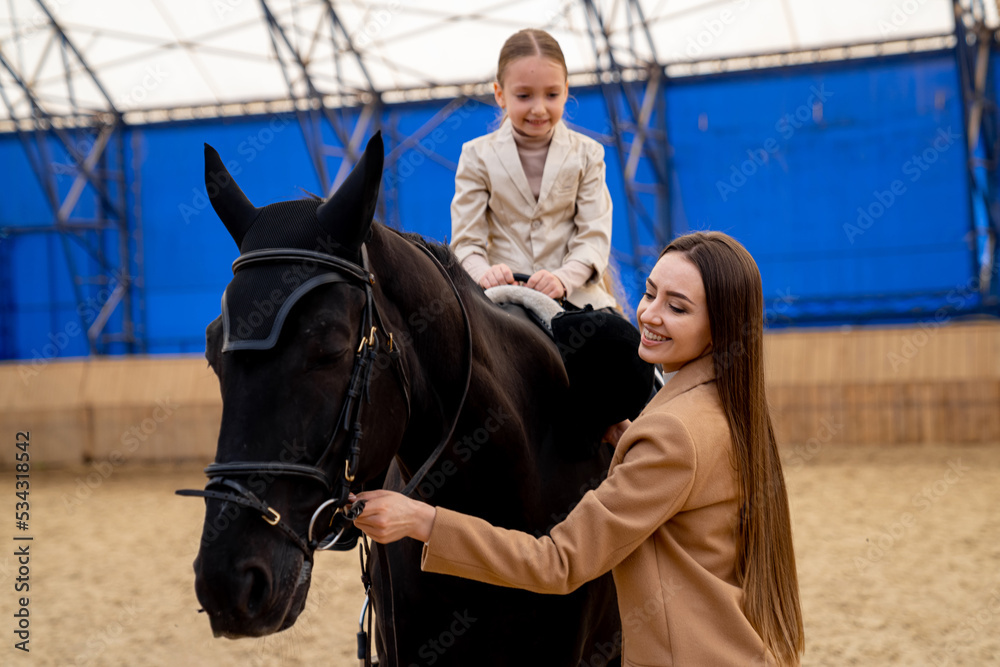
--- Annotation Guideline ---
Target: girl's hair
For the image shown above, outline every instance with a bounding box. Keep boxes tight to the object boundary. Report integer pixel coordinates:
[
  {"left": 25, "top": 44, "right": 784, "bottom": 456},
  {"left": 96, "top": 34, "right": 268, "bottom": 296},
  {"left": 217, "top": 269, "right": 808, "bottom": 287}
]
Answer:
[
  {"left": 659, "top": 232, "right": 804, "bottom": 665},
  {"left": 496, "top": 28, "right": 567, "bottom": 87},
  {"left": 494, "top": 29, "right": 568, "bottom": 127},
  {"left": 601, "top": 259, "right": 627, "bottom": 315}
]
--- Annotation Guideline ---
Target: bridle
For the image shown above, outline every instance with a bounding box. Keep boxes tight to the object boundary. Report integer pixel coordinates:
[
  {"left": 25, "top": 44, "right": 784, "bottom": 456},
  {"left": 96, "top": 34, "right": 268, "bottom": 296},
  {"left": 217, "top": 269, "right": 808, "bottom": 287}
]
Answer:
[{"left": 176, "top": 238, "right": 473, "bottom": 564}]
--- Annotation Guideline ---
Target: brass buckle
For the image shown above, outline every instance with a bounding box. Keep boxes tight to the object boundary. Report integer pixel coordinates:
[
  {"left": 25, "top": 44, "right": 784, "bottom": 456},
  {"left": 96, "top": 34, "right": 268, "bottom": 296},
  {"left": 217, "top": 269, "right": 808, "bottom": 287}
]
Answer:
[
  {"left": 356, "top": 326, "right": 378, "bottom": 354},
  {"left": 262, "top": 507, "right": 281, "bottom": 526},
  {"left": 344, "top": 459, "right": 355, "bottom": 483}
]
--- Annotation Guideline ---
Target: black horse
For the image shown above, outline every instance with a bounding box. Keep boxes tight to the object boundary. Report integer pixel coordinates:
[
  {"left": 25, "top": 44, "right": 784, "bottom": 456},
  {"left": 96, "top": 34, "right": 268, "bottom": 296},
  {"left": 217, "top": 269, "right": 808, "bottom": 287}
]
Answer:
[{"left": 182, "top": 132, "right": 623, "bottom": 665}]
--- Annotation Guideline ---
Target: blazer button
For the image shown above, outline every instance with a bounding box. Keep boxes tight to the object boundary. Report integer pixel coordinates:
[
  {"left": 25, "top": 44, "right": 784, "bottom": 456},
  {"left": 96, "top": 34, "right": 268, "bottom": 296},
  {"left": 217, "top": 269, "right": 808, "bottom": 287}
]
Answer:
[{"left": 531, "top": 220, "right": 540, "bottom": 229}]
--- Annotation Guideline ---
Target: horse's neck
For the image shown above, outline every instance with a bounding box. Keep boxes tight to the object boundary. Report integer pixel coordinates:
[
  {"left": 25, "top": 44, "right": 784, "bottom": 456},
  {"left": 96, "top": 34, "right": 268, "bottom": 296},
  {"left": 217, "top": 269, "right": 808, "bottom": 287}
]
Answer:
[
  {"left": 367, "top": 228, "right": 477, "bottom": 459},
  {"left": 369, "top": 227, "right": 565, "bottom": 503},
  {"left": 434, "top": 294, "right": 577, "bottom": 530}
]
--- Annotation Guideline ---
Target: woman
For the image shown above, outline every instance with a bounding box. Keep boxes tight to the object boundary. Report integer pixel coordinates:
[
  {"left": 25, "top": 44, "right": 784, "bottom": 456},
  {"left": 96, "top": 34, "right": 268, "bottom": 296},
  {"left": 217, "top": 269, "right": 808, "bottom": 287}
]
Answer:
[{"left": 352, "top": 231, "right": 805, "bottom": 666}]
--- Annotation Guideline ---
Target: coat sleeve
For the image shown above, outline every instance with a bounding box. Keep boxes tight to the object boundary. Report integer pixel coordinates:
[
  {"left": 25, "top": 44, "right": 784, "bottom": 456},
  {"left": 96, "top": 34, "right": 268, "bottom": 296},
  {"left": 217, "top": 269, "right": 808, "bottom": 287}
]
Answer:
[
  {"left": 420, "top": 411, "right": 698, "bottom": 595},
  {"left": 561, "top": 140, "right": 613, "bottom": 278},
  {"left": 449, "top": 142, "right": 491, "bottom": 265}
]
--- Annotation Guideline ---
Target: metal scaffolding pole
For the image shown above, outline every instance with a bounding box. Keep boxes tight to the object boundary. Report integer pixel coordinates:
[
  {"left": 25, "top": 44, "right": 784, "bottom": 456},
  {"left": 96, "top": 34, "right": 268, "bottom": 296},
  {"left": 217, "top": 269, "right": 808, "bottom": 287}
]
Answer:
[
  {"left": 579, "top": 0, "right": 673, "bottom": 284},
  {"left": 0, "top": 0, "right": 144, "bottom": 356},
  {"left": 256, "top": 0, "right": 501, "bottom": 232},
  {"left": 954, "top": 0, "right": 1000, "bottom": 304},
  {"left": 258, "top": 0, "right": 383, "bottom": 200}
]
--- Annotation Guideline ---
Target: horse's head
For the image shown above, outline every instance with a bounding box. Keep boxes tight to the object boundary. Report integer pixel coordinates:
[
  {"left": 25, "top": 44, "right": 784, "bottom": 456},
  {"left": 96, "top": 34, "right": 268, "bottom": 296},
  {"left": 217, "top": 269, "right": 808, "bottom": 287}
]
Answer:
[{"left": 187, "top": 133, "right": 409, "bottom": 638}]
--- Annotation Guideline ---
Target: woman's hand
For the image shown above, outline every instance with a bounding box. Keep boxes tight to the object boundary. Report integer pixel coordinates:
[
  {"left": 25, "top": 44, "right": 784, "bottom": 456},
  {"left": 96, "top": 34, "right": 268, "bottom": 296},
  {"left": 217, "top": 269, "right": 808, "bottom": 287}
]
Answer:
[
  {"left": 479, "top": 263, "right": 515, "bottom": 289},
  {"left": 602, "top": 419, "right": 631, "bottom": 447},
  {"left": 526, "top": 270, "right": 566, "bottom": 300},
  {"left": 350, "top": 490, "right": 437, "bottom": 544}
]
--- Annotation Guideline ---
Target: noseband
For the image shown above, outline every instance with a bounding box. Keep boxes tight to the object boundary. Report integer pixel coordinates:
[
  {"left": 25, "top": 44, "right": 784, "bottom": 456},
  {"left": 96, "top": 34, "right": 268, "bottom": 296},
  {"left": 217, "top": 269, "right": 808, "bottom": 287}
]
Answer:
[{"left": 177, "top": 240, "right": 472, "bottom": 562}]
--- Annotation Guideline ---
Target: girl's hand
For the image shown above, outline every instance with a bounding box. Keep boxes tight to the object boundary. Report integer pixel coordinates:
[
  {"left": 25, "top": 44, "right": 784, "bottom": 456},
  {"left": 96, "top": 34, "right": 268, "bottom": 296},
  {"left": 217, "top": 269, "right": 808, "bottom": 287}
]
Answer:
[
  {"left": 479, "top": 263, "right": 516, "bottom": 289},
  {"left": 349, "top": 490, "right": 437, "bottom": 544},
  {"left": 526, "top": 270, "right": 566, "bottom": 300}
]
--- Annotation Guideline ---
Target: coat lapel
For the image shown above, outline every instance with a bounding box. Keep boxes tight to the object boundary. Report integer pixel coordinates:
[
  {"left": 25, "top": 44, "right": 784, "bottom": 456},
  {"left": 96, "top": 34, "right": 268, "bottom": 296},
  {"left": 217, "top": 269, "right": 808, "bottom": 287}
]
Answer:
[
  {"left": 492, "top": 121, "right": 537, "bottom": 208},
  {"left": 611, "top": 354, "right": 717, "bottom": 467},
  {"left": 643, "top": 353, "right": 717, "bottom": 413},
  {"left": 536, "top": 121, "right": 571, "bottom": 210}
]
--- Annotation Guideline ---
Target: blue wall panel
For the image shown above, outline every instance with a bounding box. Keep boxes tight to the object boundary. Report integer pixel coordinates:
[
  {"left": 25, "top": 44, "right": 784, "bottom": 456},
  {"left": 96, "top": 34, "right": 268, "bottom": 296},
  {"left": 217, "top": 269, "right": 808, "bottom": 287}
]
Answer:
[
  {"left": 0, "top": 142, "right": 50, "bottom": 226},
  {"left": 134, "top": 115, "right": 329, "bottom": 353},
  {"left": 1, "top": 129, "right": 138, "bottom": 360},
  {"left": 0, "top": 49, "right": 994, "bottom": 360},
  {"left": 666, "top": 52, "right": 971, "bottom": 322},
  {"left": 381, "top": 99, "right": 496, "bottom": 242}
]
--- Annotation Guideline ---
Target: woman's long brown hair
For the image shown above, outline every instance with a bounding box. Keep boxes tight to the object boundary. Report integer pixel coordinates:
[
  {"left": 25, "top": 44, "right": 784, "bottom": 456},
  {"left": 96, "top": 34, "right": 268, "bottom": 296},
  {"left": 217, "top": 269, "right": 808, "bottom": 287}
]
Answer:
[{"left": 661, "top": 232, "right": 804, "bottom": 665}]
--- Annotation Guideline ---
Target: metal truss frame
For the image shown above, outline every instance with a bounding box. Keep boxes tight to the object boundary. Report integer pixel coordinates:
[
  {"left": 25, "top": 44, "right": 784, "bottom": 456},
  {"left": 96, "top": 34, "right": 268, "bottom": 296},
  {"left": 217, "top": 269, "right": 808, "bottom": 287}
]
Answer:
[
  {"left": 2, "top": 2, "right": 996, "bottom": 361},
  {"left": 954, "top": 0, "right": 1000, "bottom": 306},
  {"left": 258, "top": 0, "right": 499, "bottom": 232},
  {"left": 0, "top": 0, "right": 143, "bottom": 356},
  {"left": 579, "top": 0, "right": 672, "bottom": 283},
  {"left": 258, "top": 0, "right": 383, "bottom": 199}
]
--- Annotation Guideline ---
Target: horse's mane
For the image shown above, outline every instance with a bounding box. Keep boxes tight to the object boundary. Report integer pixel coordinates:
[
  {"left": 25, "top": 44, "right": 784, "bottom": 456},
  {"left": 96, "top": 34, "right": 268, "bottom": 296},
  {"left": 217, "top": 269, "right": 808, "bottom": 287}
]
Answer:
[
  {"left": 382, "top": 225, "right": 489, "bottom": 303},
  {"left": 296, "top": 191, "right": 484, "bottom": 301},
  {"left": 394, "top": 228, "right": 454, "bottom": 267}
]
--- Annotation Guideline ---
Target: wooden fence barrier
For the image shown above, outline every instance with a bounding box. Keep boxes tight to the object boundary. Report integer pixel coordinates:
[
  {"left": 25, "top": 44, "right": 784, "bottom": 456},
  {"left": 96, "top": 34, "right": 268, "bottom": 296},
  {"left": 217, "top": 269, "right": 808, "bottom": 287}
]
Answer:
[
  {"left": 765, "top": 319, "right": 999, "bottom": 445},
  {"left": 1, "top": 356, "right": 221, "bottom": 468},
  {"left": 2, "top": 319, "right": 997, "bottom": 467}
]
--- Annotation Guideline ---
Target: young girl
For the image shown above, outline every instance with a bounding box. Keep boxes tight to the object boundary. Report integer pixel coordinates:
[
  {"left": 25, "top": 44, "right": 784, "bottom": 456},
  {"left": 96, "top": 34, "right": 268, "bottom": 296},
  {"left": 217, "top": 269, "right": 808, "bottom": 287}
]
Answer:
[
  {"left": 451, "top": 29, "right": 618, "bottom": 310},
  {"left": 352, "top": 232, "right": 805, "bottom": 666}
]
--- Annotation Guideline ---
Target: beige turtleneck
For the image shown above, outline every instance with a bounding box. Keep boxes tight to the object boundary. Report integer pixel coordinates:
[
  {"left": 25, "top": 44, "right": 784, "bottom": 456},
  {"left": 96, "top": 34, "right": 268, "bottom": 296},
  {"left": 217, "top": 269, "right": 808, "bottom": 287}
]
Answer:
[
  {"left": 510, "top": 123, "right": 554, "bottom": 200},
  {"left": 460, "top": 122, "right": 595, "bottom": 298}
]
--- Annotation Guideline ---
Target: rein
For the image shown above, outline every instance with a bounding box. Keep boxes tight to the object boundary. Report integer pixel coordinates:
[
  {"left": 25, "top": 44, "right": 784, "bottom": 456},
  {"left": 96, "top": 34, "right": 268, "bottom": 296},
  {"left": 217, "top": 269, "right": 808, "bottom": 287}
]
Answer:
[
  {"left": 366, "top": 242, "right": 474, "bottom": 666},
  {"left": 176, "top": 236, "right": 474, "bottom": 665}
]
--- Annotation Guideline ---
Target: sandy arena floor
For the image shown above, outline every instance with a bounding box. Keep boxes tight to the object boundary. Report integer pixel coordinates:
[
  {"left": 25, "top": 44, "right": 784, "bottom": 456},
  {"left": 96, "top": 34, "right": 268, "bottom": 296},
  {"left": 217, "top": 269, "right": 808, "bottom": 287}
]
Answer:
[{"left": 3, "top": 444, "right": 998, "bottom": 666}]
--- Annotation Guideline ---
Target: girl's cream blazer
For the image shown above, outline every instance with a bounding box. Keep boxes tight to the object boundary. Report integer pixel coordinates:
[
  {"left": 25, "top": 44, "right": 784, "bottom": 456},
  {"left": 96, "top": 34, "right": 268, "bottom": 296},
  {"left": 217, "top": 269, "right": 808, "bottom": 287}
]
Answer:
[{"left": 450, "top": 119, "right": 616, "bottom": 309}]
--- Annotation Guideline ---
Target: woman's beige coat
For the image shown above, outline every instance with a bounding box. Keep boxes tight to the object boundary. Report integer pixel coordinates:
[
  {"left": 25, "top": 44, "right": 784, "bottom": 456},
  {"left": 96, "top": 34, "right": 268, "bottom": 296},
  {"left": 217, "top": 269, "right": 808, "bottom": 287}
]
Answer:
[
  {"left": 449, "top": 119, "right": 617, "bottom": 309},
  {"left": 421, "top": 354, "right": 781, "bottom": 666}
]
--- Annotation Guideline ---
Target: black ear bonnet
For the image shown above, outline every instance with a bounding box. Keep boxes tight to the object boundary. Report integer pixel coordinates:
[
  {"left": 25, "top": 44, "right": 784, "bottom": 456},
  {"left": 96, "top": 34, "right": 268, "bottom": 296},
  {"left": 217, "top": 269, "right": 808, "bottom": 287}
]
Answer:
[{"left": 204, "top": 132, "right": 384, "bottom": 351}]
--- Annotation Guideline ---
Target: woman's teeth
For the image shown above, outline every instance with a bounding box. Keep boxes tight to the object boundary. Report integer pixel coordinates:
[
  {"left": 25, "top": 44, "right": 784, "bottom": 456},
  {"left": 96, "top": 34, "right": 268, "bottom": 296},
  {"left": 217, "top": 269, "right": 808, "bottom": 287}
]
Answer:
[{"left": 644, "top": 328, "right": 668, "bottom": 342}]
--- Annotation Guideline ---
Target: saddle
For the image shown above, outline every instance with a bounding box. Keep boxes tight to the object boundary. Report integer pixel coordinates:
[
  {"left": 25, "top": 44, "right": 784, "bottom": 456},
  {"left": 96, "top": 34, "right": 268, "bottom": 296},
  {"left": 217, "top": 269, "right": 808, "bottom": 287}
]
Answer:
[{"left": 485, "top": 285, "right": 655, "bottom": 440}]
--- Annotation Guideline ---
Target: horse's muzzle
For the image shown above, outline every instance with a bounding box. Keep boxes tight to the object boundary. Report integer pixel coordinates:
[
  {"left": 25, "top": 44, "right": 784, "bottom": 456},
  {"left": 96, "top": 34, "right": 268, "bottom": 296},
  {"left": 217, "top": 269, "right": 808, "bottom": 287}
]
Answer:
[{"left": 192, "top": 535, "right": 313, "bottom": 638}]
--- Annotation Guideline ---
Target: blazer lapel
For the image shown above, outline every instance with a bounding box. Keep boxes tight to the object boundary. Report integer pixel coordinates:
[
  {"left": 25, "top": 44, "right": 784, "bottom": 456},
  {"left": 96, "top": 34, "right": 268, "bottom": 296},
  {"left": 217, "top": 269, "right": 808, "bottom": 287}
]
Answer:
[
  {"left": 491, "top": 121, "right": 537, "bottom": 208},
  {"left": 536, "top": 121, "right": 571, "bottom": 210}
]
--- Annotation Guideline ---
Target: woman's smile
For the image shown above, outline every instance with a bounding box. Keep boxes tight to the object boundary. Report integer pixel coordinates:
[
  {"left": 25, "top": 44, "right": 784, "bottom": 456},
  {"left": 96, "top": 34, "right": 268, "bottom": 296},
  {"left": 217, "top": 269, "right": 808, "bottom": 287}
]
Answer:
[{"left": 641, "top": 327, "right": 669, "bottom": 344}]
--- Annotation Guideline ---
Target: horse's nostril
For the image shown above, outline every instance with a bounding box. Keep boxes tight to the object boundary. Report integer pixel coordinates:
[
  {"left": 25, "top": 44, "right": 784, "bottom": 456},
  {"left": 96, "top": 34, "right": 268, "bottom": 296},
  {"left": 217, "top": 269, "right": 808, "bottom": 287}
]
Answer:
[{"left": 242, "top": 563, "right": 272, "bottom": 616}]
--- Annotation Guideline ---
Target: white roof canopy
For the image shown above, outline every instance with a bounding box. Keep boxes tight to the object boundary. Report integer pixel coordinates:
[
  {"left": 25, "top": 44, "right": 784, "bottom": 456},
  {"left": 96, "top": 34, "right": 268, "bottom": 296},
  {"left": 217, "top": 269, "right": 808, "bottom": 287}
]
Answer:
[{"left": 0, "top": 0, "right": 968, "bottom": 123}]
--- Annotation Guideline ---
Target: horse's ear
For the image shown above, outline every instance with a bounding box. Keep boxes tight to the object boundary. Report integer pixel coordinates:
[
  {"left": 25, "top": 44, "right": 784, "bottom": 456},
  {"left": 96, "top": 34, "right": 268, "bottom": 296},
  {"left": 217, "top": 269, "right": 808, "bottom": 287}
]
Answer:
[
  {"left": 316, "top": 131, "right": 383, "bottom": 254},
  {"left": 204, "top": 143, "right": 257, "bottom": 247}
]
